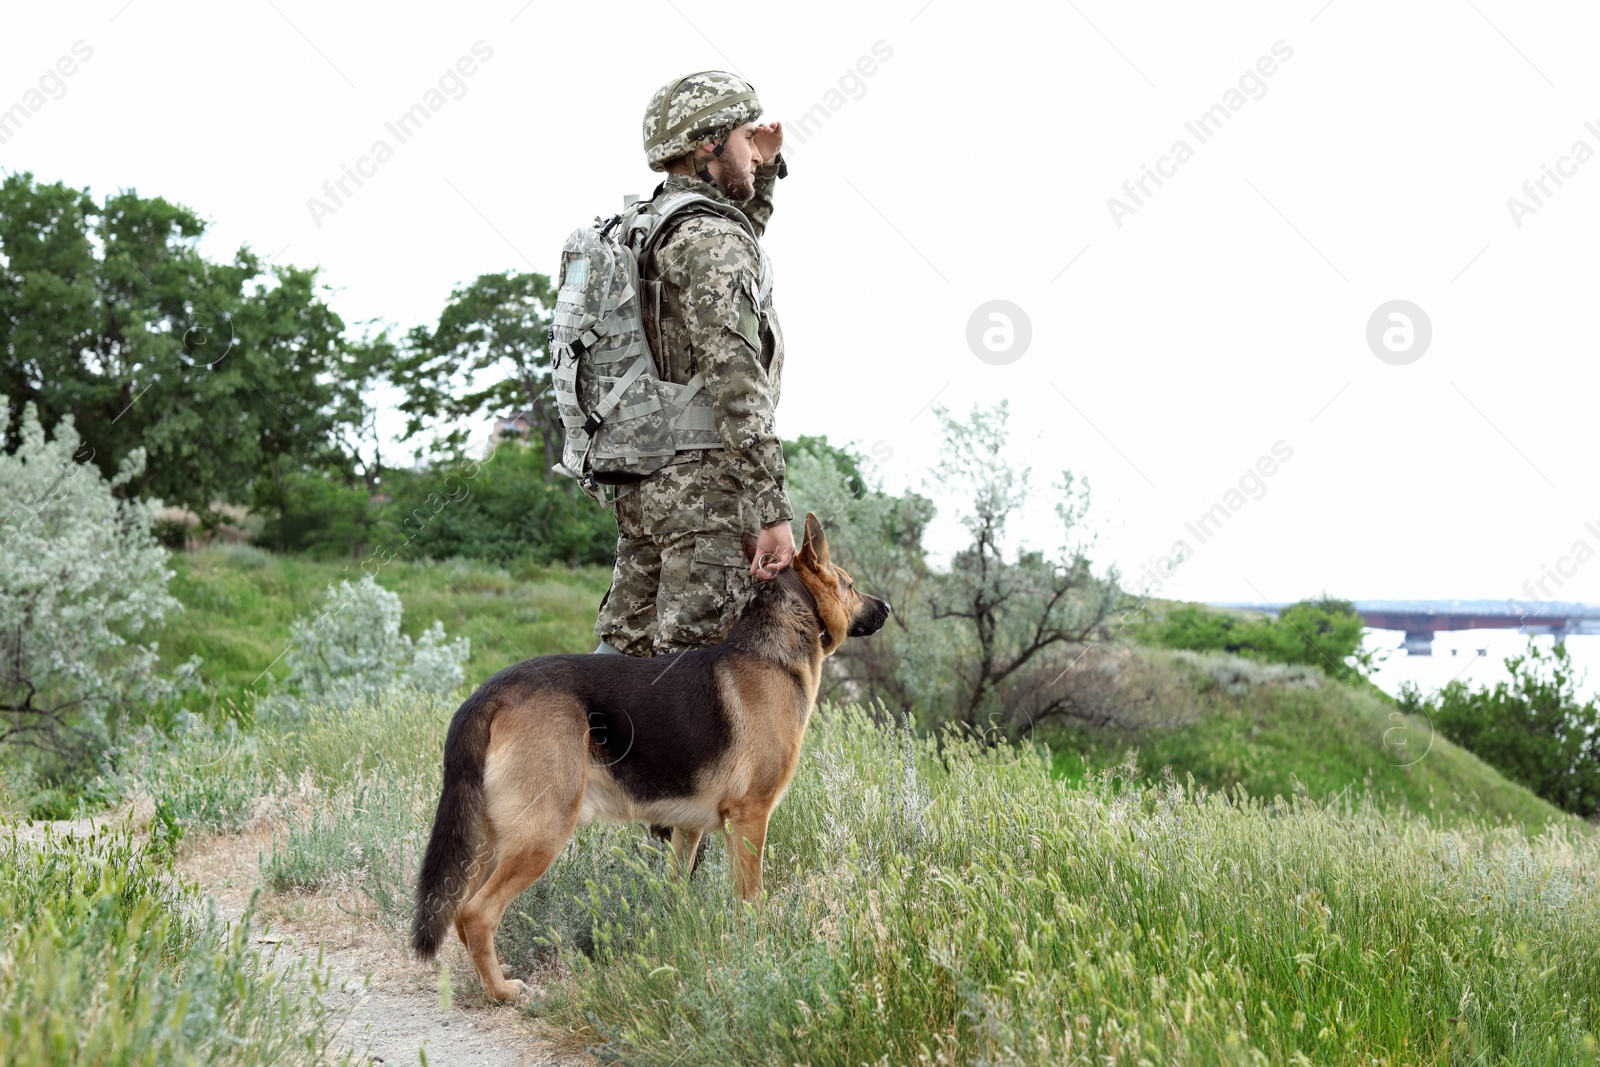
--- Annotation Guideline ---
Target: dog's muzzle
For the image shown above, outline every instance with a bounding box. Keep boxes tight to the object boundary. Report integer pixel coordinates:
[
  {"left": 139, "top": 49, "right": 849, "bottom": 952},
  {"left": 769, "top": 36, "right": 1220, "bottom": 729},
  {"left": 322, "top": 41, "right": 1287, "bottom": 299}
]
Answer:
[{"left": 847, "top": 595, "right": 891, "bottom": 638}]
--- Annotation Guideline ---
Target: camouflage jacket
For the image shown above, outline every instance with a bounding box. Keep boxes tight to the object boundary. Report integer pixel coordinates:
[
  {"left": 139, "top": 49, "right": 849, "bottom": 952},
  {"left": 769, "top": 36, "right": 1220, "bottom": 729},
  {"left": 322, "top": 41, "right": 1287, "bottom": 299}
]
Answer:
[{"left": 642, "top": 158, "right": 791, "bottom": 528}]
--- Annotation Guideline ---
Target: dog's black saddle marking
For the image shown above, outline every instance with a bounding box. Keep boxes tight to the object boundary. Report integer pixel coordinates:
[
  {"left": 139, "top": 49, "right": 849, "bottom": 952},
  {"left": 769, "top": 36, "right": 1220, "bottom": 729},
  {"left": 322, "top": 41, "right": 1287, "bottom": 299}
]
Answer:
[{"left": 502, "top": 650, "right": 735, "bottom": 802}]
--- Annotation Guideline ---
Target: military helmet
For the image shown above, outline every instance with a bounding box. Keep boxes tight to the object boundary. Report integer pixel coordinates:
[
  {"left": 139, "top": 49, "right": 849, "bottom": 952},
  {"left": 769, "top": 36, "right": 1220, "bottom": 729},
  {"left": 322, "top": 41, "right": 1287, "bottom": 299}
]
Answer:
[{"left": 643, "top": 70, "right": 762, "bottom": 172}]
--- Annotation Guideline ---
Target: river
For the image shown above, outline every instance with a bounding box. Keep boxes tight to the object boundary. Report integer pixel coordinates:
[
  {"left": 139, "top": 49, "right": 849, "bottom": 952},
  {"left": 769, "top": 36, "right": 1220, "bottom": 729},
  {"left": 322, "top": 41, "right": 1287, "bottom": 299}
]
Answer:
[{"left": 1363, "top": 629, "right": 1600, "bottom": 703}]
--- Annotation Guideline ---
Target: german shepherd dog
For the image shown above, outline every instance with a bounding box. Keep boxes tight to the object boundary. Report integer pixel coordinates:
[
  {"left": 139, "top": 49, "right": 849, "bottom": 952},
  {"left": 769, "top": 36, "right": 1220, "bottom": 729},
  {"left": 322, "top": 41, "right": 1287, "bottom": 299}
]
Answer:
[{"left": 411, "top": 514, "right": 890, "bottom": 1001}]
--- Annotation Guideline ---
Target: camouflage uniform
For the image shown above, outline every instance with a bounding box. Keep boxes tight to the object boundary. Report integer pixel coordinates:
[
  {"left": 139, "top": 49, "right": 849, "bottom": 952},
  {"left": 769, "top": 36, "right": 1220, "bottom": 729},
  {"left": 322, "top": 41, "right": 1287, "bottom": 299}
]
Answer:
[{"left": 594, "top": 160, "right": 791, "bottom": 656}]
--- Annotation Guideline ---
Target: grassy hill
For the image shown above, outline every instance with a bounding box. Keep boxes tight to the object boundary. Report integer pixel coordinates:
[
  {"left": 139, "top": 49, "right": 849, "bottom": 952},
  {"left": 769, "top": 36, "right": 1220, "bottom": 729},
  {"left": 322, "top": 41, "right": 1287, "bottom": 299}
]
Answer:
[
  {"left": 158, "top": 545, "right": 612, "bottom": 711},
  {"left": 1044, "top": 648, "right": 1573, "bottom": 834}
]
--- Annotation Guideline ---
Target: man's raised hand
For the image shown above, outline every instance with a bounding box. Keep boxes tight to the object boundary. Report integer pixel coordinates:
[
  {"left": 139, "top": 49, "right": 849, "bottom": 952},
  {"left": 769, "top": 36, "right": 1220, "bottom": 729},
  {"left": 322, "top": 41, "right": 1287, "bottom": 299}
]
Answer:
[{"left": 752, "top": 122, "right": 783, "bottom": 165}]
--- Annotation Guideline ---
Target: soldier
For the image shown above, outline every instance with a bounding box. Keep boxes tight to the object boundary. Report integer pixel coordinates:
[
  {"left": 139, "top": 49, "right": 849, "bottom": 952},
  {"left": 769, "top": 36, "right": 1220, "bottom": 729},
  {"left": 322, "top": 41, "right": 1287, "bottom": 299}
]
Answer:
[{"left": 594, "top": 71, "right": 795, "bottom": 658}]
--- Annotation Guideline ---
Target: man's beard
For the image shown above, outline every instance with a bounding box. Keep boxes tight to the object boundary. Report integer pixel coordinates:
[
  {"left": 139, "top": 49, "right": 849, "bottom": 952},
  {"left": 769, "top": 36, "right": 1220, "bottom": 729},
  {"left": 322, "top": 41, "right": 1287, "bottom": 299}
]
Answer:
[{"left": 715, "top": 159, "right": 756, "bottom": 202}]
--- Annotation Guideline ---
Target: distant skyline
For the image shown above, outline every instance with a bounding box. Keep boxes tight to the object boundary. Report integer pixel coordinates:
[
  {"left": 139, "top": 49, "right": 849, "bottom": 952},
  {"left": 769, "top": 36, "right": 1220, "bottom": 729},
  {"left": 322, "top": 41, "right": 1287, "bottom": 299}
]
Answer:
[{"left": 1213, "top": 599, "right": 1600, "bottom": 614}]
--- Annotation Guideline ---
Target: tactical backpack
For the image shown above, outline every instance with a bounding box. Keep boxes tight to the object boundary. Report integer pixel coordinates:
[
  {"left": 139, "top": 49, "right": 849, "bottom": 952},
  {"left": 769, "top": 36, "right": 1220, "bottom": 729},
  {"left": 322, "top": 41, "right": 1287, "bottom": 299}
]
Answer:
[{"left": 548, "top": 189, "right": 770, "bottom": 505}]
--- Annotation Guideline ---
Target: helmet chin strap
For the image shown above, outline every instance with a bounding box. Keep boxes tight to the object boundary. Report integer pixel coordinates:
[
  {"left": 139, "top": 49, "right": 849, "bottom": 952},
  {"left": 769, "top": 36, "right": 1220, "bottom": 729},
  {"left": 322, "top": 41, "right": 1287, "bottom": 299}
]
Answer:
[{"left": 694, "top": 138, "right": 724, "bottom": 184}]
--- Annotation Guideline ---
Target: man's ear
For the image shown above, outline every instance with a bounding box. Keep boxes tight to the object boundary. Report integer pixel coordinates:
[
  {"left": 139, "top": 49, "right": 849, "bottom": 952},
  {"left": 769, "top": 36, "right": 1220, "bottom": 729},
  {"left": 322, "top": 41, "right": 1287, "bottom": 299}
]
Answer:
[
  {"left": 741, "top": 529, "right": 759, "bottom": 563},
  {"left": 802, "top": 513, "right": 830, "bottom": 566}
]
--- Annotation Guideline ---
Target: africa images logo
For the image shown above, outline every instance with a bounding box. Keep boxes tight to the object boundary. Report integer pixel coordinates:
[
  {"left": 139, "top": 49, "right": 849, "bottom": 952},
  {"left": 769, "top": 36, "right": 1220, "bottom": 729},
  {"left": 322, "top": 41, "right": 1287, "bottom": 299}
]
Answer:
[
  {"left": 966, "top": 301, "right": 1032, "bottom": 365},
  {"left": 1365, "top": 300, "right": 1431, "bottom": 365}
]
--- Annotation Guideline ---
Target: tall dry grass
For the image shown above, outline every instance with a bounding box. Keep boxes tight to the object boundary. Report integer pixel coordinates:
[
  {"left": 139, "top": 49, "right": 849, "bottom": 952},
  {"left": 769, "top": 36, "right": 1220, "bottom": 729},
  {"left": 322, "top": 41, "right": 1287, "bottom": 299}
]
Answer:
[{"left": 122, "top": 693, "right": 1600, "bottom": 1064}]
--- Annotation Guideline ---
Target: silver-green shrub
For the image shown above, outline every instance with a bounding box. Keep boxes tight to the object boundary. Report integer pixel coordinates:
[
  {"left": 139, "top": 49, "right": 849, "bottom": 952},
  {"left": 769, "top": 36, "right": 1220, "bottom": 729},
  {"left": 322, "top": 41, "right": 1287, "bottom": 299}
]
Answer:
[
  {"left": 269, "top": 575, "right": 468, "bottom": 714},
  {"left": 0, "top": 402, "right": 195, "bottom": 766}
]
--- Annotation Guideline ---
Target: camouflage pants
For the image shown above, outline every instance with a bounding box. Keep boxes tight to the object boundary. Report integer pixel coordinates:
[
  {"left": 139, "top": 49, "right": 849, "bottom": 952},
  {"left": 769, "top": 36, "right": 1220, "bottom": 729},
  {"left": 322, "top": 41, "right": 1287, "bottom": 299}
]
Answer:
[{"left": 594, "top": 449, "right": 761, "bottom": 657}]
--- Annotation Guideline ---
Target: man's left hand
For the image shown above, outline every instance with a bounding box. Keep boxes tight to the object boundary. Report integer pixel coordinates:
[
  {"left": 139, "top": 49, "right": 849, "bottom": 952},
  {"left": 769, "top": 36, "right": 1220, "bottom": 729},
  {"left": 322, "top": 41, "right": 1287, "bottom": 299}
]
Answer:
[{"left": 750, "top": 518, "right": 795, "bottom": 579}]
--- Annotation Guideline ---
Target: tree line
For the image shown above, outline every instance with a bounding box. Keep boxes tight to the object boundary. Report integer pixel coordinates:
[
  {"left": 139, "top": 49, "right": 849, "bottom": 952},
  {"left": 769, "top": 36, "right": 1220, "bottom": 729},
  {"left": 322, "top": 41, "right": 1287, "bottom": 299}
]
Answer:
[{"left": 0, "top": 171, "right": 603, "bottom": 562}]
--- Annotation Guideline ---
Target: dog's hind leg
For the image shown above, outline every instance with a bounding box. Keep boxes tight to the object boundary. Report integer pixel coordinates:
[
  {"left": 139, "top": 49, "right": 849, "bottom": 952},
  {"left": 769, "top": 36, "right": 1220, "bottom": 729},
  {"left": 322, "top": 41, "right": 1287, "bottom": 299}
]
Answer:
[
  {"left": 669, "top": 827, "right": 704, "bottom": 880},
  {"left": 456, "top": 693, "right": 587, "bottom": 1002},
  {"left": 457, "top": 838, "right": 566, "bottom": 1000},
  {"left": 452, "top": 843, "right": 496, "bottom": 951}
]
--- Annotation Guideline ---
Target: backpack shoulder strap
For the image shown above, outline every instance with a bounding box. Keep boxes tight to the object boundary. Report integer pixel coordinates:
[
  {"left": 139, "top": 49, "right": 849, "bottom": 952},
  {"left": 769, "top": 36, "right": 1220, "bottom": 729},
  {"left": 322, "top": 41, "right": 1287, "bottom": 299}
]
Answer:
[
  {"left": 627, "top": 190, "right": 758, "bottom": 262},
  {"left": 631, "top": 190, "right": 772, "bottom": 308}
]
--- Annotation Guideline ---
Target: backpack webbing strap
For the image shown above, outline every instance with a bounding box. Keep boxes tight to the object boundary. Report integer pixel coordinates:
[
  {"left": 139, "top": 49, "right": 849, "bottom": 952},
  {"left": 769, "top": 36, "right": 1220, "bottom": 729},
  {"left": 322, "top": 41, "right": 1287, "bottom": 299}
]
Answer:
[
  {"left": 629, "top": 191, "right": 764, "bottom": 397},
  {"left": 595, "top": 309, "right": 633, "bottom": 339},
  {"left": 552, "top": 348, "right": 578, "bottom": 386},
  {"left": 660, "top": 374, "right": 718, "bottom": 434},
  {"left": 585, "top": 354, "right": 652, "bottom": 433},
  {"left": 674, "top": 403, "right": 717, "bottom": 433},
  {"left": 661, "top": 371, "right": 706, "bottom": 425},
  {"left": 589, "top": 338, "right": 645, "bottom": 366},
  {"left": 613, "top": 396, "right": 664, "bottom": 421},
  {"left": 554, "top": 344, "right": 590, "bottom": 433}
]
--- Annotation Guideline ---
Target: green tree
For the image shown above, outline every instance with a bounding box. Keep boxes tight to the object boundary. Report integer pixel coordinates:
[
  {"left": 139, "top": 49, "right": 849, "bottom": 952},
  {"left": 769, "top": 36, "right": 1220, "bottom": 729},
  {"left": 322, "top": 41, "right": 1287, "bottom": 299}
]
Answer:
[
  {"left": 1406, "top": 641, "right": 1600, "bottom": 817},
  {"left": 783, "top": 435, "right": 869, "bottom": 499},
  {"left": 0, "top": 173, "right": 380, "bottom": 511},
  {"left": 391, "top": 271, "right": 560, "bottom": 472},
  {"left": 375, "top": 443, "right": 615, "bottom": 566},
  {"left": 923, "top": 402, "right": 1121, "bottom": 735},
  {"left": 783, "top": 436, "right": 934, "bottom": 712},
  {"left": 1141, "top": 597, "right": 1373, "bottom": 683},
  {"left": 252, "top": 470, "right": 375, "bottom": 558},
  {"left": 1260, "top": 597, "right": 1374, "bottom": 680},
  {"left": 1141, "top": 604, "right": 1239, "bottom": 653}
]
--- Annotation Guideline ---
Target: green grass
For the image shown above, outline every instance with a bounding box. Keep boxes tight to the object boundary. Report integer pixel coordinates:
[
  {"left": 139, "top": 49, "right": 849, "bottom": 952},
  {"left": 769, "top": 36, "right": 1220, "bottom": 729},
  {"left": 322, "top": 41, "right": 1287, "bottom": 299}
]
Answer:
[
  {"left": 254, "top": 696, "right": 444, "bottom": 918},
  {"left": 98, "top": 689, "right": 455, "bottom": 915},
  {"left": 158, "top": 544, "right": 611, "bottom": 711},
  {"left": 1044, "top": 648, "right": 1574, "bottom": 835},
  {"left": 119, "top": 691, "right": 1600, "bottom": 1065},
  {"left": 0, "top": 818, "right": 349, "bottom": 1065},
  {"left": 533, "top": 708, "right": 1600, "bottom": 1065}
]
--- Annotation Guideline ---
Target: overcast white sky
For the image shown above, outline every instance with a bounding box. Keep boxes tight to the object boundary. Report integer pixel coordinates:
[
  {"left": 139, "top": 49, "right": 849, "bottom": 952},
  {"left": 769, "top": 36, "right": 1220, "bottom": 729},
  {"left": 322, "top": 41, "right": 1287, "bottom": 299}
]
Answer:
[{"left": 6, "top": 0, "right": 1600, "bottom": 609}]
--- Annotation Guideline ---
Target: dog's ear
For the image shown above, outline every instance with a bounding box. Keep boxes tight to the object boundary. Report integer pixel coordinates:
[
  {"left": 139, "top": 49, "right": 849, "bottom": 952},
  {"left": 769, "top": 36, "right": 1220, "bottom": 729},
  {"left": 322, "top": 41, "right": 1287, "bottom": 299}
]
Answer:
[
  {"left": 801, "top": 512, "right": 830, "bottom": 567},
  {"left": 741, "top": 529, "right": 760, "bottom": 564}
]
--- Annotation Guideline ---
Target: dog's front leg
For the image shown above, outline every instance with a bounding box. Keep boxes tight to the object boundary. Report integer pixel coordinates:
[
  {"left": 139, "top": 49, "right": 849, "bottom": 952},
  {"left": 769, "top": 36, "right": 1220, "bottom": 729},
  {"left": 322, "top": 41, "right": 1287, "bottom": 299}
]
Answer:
[{"left": 723, "top": 807, "right": 770, "bottom": 902}]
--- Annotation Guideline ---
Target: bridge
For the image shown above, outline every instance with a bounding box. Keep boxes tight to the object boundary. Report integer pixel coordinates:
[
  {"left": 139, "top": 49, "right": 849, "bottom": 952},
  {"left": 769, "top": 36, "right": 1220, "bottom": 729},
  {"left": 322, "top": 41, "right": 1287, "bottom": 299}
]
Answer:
[{"left": 1207, "top": 600, "right": 1600, "bottom": 656}]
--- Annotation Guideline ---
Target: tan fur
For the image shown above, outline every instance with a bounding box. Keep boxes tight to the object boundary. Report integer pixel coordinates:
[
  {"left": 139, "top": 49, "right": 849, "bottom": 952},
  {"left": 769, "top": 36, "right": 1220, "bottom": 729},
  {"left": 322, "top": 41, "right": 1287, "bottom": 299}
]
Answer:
[{"left": 455, "top": 693, "right": 589, "bottom": 1000}]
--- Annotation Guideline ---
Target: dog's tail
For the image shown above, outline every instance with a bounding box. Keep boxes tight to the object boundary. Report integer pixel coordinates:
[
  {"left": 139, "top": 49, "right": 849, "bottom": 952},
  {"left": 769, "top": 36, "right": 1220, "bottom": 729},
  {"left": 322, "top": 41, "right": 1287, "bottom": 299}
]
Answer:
[{"left": 412, "top": 683, "right": 496, "bottom": 959}]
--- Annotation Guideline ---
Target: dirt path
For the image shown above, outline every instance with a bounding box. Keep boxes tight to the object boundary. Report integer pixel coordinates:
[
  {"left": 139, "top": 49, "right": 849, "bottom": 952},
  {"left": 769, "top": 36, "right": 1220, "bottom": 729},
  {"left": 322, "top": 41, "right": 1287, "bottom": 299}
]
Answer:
[{"left": 180, "top": 827, "right": 594, "bottom": 1067}]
